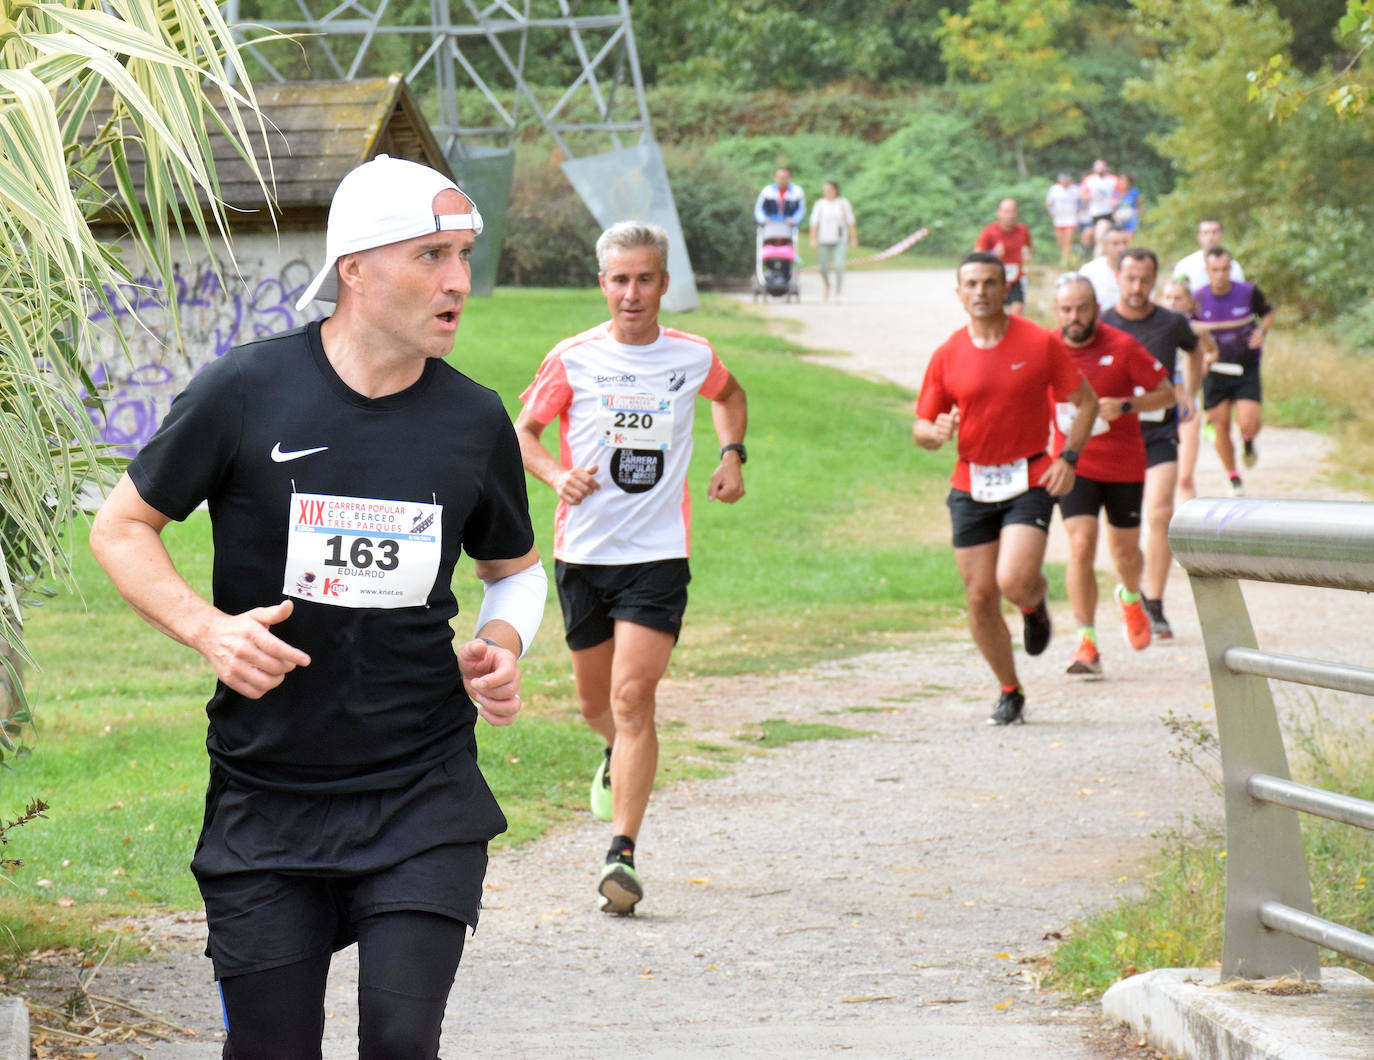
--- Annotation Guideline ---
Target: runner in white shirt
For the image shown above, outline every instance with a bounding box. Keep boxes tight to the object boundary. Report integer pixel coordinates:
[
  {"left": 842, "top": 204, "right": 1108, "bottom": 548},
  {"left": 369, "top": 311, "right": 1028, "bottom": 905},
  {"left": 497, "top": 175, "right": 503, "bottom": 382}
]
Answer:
[
  {"left": 1172, "top": 218, "right": 1245, "bottom": 291},
  {"left": 1078, "top": 226, "right": 1130, "bottom": 313},
  {"left": 1045, "top": 172, "right": 1080, "bottom": 266},
  {"left": 515, "top": 221, "right": 748, "bottom": 916},
  {"left": 1080, "top": 158, "right": 1121, "bottom": 254}
]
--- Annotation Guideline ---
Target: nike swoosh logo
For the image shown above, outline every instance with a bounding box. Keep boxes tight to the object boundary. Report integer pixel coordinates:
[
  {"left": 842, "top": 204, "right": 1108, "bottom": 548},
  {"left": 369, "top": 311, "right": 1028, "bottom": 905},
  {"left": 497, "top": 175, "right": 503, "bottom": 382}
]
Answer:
[
  {"left": 1010, "top": 362, "right": 1027, "bottom": 370},
  {"left": 271, "top": 443, "right": 329, "bottom": 463}
]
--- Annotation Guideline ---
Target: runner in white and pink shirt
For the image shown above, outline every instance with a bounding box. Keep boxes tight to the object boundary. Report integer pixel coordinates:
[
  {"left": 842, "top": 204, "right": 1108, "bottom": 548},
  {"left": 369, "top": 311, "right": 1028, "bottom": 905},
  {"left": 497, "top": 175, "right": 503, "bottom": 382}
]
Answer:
[{"left": 515, "top": 221, "right": 748, "bottom": 916}]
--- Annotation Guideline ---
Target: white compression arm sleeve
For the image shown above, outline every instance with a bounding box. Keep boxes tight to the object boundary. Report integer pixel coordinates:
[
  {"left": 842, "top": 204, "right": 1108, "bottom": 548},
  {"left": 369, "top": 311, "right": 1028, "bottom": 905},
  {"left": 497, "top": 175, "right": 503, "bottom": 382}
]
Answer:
[{"left": 474, "top": 561, "right": 547, "bottom": 657}]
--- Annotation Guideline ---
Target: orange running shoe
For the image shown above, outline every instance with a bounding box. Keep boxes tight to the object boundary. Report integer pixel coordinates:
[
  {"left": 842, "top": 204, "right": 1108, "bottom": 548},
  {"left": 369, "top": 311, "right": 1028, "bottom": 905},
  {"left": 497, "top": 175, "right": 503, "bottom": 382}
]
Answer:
[
  {"left": 1117, "top": 585, "right": 1152, "bottom": 651},
  {"left": 1066, "top": 636, "right": 1102, "bottom": 676}
]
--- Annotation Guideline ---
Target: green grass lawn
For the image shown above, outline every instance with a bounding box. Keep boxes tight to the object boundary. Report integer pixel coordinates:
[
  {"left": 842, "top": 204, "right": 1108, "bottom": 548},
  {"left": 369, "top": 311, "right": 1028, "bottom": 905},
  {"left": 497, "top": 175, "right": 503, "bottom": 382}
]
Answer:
[{"left": 0, "top": 287, "right": 966, "bottom": 934}]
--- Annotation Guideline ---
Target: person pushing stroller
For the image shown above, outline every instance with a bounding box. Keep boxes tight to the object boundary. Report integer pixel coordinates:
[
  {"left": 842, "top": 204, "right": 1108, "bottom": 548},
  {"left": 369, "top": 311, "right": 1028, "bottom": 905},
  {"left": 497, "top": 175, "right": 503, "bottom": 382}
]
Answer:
[{"left": 753, "top": 167, "right": 805, "bottom": 302}]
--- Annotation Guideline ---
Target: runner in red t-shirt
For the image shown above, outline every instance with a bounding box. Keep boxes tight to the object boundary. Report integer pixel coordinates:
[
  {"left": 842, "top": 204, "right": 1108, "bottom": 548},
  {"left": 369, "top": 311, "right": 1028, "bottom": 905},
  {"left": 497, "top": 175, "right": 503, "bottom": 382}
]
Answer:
[
  {"left": 915, "top": 252, "right": 1095, "bottom": 726},
  {"left": 1049, "top": 274, "right": 1173, "bottom": 678},
  {"left": 974, "top": 198, "right": 1034, "bottom": 315}
]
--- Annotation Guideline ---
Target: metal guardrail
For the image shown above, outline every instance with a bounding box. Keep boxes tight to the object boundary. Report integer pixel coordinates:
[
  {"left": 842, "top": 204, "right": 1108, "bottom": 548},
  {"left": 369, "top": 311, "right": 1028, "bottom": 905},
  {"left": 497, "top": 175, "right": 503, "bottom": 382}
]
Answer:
[{"left": 1169, "top": 497, "right": 1374, "bottom": 979}]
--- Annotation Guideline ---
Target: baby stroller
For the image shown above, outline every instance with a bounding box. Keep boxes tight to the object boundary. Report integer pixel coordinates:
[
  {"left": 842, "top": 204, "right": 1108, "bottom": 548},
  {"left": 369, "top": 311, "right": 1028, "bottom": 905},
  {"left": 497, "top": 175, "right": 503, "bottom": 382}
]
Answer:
[{"left": 752, "top": 220, "right": 800, "bottom": 302}]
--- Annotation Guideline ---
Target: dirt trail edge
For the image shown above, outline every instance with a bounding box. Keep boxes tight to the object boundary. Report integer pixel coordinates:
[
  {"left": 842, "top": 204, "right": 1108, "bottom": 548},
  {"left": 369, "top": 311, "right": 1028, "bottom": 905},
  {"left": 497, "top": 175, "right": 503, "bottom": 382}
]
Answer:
[{"left": 68, "top": 269, "right": 1370, "bottom": 1060}]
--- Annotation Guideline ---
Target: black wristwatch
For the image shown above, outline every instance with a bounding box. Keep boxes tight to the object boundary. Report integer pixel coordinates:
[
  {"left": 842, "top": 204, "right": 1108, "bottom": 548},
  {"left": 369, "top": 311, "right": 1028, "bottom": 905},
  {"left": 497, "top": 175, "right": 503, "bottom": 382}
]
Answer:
[
  {"left": 1059, "top": 448, "right": 1079, "bottom": 467},
  {"left": 720, "top": 442, "right": 747, "bottom": 464},
  {"left": 1121, "top": 399, "right": 1134, "bottom": 414}
]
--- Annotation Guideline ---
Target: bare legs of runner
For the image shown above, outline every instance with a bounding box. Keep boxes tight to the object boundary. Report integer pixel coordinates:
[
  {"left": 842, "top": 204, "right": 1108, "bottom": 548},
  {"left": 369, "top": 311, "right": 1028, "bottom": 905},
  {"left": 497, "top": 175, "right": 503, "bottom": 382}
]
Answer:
[
  {"left": 1177, "top": 406, "right": 1201, "bottom": 502},
  {"left": 571, "top": 620, "right": 674, "bottom": 842},
  {"left": 1142, "top": 461, "right": 1178, "bottom": 601},
  {"left": 953, "top": 523, "right": 1049, "bottom": 688},
  {"left": 1207, "top": 398, "right": 1262, "bottom": 477},
  {"left": 1055, "top": 227, "right": 1074, "bottom": 267},
  {"left": 1064, "top": 515, "right": 1144, "bottom": 628}
]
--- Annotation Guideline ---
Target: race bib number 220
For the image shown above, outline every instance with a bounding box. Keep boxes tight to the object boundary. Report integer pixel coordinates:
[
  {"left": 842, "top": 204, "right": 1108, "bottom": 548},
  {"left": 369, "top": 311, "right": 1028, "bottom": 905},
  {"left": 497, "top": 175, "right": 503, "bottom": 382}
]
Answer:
[
  {"left": 596, "top": 393, "right": 673, "bottom": 450},
  {"left": 283, "top": 492, "right": 442, "bottom": 609}
]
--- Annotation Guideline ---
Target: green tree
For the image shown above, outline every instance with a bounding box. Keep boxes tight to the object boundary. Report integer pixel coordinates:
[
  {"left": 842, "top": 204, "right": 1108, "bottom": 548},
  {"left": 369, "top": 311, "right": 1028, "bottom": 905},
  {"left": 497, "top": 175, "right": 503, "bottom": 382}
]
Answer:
[
  {"left": 1249, "top": 0, "right": 1373, "bottom": 118},
  {"left": 0, "top": 0, "right": 268, "bottom": 756},
  {"left": 1129, "top": 0, "right": 1374, "bottom": 317},
  {"left": 936, "top": 0, "right": 1102, "bottom": 176},
  {"left": 633, "top": 0, "right": 958, "bottom": 90}
]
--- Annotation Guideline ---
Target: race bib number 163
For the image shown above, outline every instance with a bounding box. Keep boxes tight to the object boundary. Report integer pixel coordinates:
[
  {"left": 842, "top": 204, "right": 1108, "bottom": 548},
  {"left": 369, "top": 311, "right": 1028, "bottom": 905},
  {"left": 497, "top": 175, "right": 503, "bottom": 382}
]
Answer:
[{"left": 283, "top": 492, "right": 442, "bottom": 609}]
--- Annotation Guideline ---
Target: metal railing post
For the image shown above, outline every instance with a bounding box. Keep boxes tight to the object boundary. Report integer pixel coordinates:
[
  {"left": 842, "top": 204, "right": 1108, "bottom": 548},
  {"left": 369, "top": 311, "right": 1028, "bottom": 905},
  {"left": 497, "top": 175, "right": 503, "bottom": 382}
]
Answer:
[
  {"left": 1170, "top": 496, "right": 1374, "bottom": 980},
  {"left": 1187, "top": 576, "right": 1319, "bottom": 978}
]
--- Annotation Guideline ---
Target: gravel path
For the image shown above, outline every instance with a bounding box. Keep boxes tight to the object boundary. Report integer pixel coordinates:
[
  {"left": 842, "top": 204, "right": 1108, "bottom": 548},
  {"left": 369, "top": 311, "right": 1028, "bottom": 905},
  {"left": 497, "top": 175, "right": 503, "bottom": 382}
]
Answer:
[{"left": 58, "top": 270, "right": 1372, "bottom": 1060}]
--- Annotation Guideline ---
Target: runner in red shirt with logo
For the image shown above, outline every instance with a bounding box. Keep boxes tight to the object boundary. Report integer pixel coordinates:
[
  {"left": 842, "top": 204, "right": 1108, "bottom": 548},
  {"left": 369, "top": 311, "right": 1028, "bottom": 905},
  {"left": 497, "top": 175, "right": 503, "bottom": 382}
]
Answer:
[
  {"left": 915, "top": 252, "right": 1096, "bottom": 726},
  {"left": 974, "top": 198, "right": 1034, "bottom": 315},
  {"left": 1049, "top": 274, "right": 1173, "bottom": 679}
]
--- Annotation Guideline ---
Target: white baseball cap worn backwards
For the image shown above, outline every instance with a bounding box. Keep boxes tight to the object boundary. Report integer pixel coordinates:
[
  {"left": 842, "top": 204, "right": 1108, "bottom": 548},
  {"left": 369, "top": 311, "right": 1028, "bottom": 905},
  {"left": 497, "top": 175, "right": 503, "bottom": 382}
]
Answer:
[{"left": 295, "top": 154, "right": 483, "bottom": 312}]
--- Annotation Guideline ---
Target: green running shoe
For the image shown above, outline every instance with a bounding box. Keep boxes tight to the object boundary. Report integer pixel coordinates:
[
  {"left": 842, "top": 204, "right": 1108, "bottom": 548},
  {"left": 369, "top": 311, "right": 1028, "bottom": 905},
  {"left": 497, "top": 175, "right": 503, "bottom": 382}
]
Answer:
[
  {"left": 590, "top": 746, "right": 612, "bottom": 821},
  {"left": 598, "top": 860, "right": 643, "bottom": 916}
]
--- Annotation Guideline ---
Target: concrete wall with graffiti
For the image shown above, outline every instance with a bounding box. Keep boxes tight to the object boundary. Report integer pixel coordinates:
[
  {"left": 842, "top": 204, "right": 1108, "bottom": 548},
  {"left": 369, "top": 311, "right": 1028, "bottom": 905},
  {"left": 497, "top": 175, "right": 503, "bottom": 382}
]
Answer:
[{"left": 86, "top": 230, "right": 326, "bottom": 457}]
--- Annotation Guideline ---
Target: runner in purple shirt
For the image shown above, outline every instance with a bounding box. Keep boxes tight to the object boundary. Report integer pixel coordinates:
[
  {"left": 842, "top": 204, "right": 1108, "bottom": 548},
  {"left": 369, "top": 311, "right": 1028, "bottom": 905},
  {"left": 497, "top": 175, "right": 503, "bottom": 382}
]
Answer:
[{"left": 1193, "top": 247, "right": 1275, "bottom": 496}]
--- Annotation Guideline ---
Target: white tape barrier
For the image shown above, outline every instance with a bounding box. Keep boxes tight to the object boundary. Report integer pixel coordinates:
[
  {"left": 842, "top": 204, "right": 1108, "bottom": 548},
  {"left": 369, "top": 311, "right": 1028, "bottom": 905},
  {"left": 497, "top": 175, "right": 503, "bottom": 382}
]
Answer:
[{"left": 802, "top": 224, "right": 938, "bottom": 269}]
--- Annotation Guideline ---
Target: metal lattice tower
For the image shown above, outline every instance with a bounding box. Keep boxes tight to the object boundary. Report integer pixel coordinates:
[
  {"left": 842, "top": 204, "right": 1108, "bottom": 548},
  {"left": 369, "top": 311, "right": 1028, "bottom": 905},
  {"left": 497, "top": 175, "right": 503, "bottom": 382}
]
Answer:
[{"left": 221, "top": 0, "right": 653, "bottom": 161}]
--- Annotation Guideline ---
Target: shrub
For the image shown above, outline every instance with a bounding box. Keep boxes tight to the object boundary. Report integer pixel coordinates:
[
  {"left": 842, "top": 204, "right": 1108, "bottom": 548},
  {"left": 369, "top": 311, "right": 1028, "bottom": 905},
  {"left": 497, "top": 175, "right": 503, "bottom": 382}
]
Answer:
[
  {"left": 1239, "top": 204, "right": 1374, "bottom": 323},
  {"left": 661, "top": 145, "right": 757, "bottom": 283},
  {"left": 703, "top": 133, "right": 877, "bottom": 199},
  {"left": 496, "top": 145, "right": 758, "bottom": 288},
  {"left": 1339, "top": 302, "right": 1374, "bottom": 356},
  {"left": 649, "top": 82, "right": 917, "bottom": 145},
  {"left": 846, "top": 108, "right": 1005, "bottom": 254},
  {"left": 495, "top": 148, "right": 601, "bottom": 289}
]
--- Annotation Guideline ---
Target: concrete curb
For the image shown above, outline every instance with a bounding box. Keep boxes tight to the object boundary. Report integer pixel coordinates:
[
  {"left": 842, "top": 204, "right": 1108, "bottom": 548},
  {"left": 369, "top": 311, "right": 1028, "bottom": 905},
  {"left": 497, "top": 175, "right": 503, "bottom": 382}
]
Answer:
[
  {"left": 1102, "top": 967, "right": 1374, "bottom": 1059},
  {"left": 0, "top": 997, "right": 27, "bottom": 1060}
]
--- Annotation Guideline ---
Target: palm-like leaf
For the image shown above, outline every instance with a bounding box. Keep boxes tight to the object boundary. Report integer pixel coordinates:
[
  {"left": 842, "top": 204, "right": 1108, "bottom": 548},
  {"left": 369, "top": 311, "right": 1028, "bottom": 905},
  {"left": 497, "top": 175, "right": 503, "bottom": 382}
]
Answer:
[{"left": 0, "top": 0, "right": 270, "bottom": 752}]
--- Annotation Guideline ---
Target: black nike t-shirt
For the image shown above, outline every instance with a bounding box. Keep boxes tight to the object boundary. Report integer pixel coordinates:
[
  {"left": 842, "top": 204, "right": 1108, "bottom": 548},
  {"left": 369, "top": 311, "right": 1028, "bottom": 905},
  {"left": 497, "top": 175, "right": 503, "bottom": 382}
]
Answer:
[{"left": 128, "top": 322, "right": 534, "bottom": 799}]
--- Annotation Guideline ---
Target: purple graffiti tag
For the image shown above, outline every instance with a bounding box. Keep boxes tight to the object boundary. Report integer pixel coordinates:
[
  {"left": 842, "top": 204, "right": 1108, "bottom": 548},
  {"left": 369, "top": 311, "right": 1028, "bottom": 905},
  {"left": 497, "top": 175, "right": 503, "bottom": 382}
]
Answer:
[{"left": 212, "top": 292, "right": 245, "bottom": 358}]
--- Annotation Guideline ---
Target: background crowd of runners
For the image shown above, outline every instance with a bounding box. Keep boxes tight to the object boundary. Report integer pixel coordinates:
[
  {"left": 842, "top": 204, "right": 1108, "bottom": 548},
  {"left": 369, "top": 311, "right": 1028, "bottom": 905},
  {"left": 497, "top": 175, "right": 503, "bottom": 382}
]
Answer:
[{"left": 913, "top": 165, "right": 1277, "bottom": 729}]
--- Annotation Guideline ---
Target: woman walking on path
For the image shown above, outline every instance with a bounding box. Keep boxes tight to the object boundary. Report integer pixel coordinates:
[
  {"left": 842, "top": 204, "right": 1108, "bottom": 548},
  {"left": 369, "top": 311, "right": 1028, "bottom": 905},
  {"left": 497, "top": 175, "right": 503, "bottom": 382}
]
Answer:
[{"left": 809, "top": 179, "right": 858, "bottom": 301}]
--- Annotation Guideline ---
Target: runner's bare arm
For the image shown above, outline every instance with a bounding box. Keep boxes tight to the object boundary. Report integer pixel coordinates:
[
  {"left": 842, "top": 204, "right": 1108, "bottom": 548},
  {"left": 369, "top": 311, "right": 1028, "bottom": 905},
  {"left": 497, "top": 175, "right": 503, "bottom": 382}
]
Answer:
[
  {"left": 1179, "top": 344, "right": 1204, "bottom": 420},
  {"left": 513, "top": 407, "right": 600, "bottom": 505},
  {"left": 1099, "top": 375, "right": 1174, "bottom": 421},
  {"left": 707, "top": 374, "right": 747, "bottom": 503},
  {"left": 913, "top": 407, "right": 959, "bottom": 450},
  {"left": 1040, "top": 378, "right": 1097, "bottom": 496},
  {"left": 89, "top": 473, "right": 311, "bottom": 699},
  {"left": 1248, "top": 309, "right": 1276, "bottom": 349}
]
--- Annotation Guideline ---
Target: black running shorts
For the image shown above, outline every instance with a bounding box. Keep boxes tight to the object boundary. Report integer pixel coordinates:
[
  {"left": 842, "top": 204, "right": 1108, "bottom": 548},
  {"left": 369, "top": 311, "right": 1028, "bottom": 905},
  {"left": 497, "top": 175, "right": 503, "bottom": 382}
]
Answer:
[
  {"left": 198, "top": 841, "right": 487, "bottom": 979},
  {"left": 1003, "top": 278, "right": 1027, "bottom": 306},
  {"left": 947, "top": 487, "right": 1054, "bottom": 549},
  {"left": 1202, "top": 364, "right": 1262, "bottom": 409},
  {"left": 1141, "top": 421, "right": 1179, "bottom": 469},
  {"left": 1057, "top": 475, "right": 1143, "bottom": 528},
  {"left": 555, "top": 558, "right": 690, "bottom": 651}
]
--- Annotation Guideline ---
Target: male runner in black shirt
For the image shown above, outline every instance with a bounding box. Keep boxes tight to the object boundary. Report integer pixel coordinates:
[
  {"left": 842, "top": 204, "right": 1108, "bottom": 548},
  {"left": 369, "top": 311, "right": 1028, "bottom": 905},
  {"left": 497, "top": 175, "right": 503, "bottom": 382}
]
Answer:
[
  {"left": 1102, "top": 247, "right": 1202, "bottom": 640},
  {"left": 90, "top": 155, "right": 546, "bottom": 1058}
]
